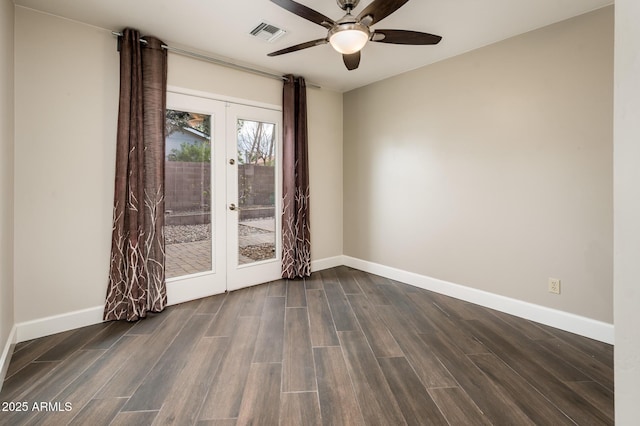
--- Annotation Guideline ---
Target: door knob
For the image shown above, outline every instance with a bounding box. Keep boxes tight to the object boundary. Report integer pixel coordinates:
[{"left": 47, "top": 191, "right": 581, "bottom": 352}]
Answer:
[{"left": 229, "top": 203, "right": 237, "bottom": 211}]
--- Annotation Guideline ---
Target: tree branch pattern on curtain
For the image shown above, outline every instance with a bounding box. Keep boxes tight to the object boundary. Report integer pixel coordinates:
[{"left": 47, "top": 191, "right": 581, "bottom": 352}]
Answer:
[
  {"left": 282, "top": 75, "right": 311, "bottom": 278},
  {"left": 104, "top": 28, "right": 168, "bottom": 321}
]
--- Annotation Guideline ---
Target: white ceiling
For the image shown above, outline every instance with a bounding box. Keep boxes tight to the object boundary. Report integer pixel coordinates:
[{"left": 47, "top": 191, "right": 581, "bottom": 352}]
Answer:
[{"left": 14, "top": 0, "right": 613, "bottom": 92}]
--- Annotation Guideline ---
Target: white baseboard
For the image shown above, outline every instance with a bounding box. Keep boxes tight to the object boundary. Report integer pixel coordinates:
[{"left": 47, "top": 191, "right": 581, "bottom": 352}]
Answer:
[
  {"left": 15, "top": 305, "right": 104, "bottom": 344},
  {"left": 343, "top": 256, "right": 614, "bottom": 344},
  {"left": 10, "top": 255, "right": 344, "bottom": 343},
  {"left": 0, "top": 325, "right": 17, "bottom": 387},
  {"left": 11, "top": 255, "right": 613, "bottom": 346},
  {"left": 311, "top": 256, "right": 343, "bottom": 272}
]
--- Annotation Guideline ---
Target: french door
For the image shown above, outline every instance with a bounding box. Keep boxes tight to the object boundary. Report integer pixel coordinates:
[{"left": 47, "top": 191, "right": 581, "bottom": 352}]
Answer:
[{"left": 164, "top": 91, "right": 282, "bottom": 304}]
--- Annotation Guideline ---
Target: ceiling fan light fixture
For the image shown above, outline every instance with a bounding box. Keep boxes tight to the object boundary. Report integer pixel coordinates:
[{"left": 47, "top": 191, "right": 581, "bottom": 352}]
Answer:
[
  {"left": 268, "top": 0, "right": 443, "bottom": 71},
  {"left": 328, "top": 23, "right": 369, "bottom": 54}
]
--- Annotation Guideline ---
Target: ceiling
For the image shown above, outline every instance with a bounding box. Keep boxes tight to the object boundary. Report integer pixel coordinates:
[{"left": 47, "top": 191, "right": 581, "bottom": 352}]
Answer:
[{"left": 14, "top": 0, "right": 613, "bottom": 92}]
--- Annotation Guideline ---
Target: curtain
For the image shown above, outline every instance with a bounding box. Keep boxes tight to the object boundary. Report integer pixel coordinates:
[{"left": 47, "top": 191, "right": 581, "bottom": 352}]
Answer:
[
  {"left": 104, "top": 28, "right": 168, "bottom": 321},
  {"left": 282, "top": 75, "right": 311, "bottom": 278}
]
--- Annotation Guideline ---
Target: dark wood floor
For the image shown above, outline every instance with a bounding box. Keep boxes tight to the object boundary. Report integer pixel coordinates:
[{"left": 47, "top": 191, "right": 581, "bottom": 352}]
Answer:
[{"left": 1, "top": 266, "right": 614, "bottom": 425}]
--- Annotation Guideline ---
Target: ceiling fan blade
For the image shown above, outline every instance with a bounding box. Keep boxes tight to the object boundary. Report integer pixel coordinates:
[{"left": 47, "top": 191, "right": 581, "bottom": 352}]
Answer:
[
  {"left": 267, "top": 38, "right": 328, "bottom": 56},
  {"left": 357, "top": 0, "right": 409, "bottom": 26},
  {"left": 343, "top": 51, "right": 361, "bottom": 70},
  {"left": 271, "top": 0, "right": 335, "bottom": 28},
  {"left": 371, "top": 29, "right": 442, "bottom": 45}
]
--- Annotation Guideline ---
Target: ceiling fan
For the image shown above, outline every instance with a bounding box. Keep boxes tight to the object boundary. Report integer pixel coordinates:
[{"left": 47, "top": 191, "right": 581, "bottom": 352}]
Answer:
[{"left": 268, "top": 0, "right": 442, "bottom": 71}]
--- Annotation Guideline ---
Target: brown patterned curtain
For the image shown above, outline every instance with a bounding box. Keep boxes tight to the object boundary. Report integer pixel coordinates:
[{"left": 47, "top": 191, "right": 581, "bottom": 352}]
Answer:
[
  {"left": 282, "top": 75, "right": 311, "bottom": 278},
  {"left": 104, "top": 28, "right": 168, "bottom": 321}
]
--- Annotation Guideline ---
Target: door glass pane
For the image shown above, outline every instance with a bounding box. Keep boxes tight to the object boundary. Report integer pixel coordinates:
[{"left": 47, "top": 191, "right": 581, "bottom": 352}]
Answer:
[
  {"left": 237, "top": 119, "right": 276, "bottom": 265},
  {"left": 164, "top": 110, "right": 212, "bottom": 278}
]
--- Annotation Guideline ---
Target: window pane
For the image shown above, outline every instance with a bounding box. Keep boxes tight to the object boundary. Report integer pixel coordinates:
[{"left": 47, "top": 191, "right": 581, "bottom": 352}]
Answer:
[
  {"left": 164, "top": 110, "right": 213, "bottom": 278},
  {"left": 237, "top": 119, "right": 276, "bottom": 265}
]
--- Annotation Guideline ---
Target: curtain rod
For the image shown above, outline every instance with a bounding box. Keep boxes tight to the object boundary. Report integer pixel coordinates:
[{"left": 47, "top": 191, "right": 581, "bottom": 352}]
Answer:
[{"left": 111, "top": 31, "right": 321, "bottom": 89}]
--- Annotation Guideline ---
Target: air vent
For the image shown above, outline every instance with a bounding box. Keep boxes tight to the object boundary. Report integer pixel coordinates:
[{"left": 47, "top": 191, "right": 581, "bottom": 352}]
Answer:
[{"left": 250, "top": 22, "right": 287, "bottom": 43}]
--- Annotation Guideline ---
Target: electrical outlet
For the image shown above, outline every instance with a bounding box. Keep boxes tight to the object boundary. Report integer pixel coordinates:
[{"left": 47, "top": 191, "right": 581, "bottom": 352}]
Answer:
[{"left": 548, "top": 278, "right": 561, "bottom": 294}]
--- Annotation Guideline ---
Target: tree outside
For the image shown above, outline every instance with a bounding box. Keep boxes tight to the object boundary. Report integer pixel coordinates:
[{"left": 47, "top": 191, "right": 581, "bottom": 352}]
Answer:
[{"left": 237, "top": 119, "right": 276, "bottom": 165}]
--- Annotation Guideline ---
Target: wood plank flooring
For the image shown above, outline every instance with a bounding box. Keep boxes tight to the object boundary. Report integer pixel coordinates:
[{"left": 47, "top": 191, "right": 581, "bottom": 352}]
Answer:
[{"left": 0, "top": 266, "right": 614, "bottom": 425}]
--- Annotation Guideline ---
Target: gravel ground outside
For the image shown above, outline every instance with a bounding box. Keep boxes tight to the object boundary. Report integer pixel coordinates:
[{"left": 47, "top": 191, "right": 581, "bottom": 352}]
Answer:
[
  {"left": 240, "top": 243, "right": 276, "bottom": 262},
  {"left": 165, "top": 224, "right": 211, "bottom": 245},
  {"left": 165, "top": 221, "right": 275, "bottom": 262},
  {"left": 165, "top": 222, "right": 273, "bottom": 245}
]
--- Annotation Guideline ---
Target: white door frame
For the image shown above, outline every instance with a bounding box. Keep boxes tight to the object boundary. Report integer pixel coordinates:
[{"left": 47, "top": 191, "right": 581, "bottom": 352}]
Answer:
[
  {"left": 165, "top": 88, "right": 282, "bottom": 305},
  {"left": 226, "top": 103, "right": 283, "bottom": 291}
]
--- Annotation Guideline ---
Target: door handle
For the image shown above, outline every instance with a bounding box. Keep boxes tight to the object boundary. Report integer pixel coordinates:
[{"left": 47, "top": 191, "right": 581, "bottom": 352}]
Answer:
[{"left": 229, "top": 203, "right": 237, "bottom": 211}]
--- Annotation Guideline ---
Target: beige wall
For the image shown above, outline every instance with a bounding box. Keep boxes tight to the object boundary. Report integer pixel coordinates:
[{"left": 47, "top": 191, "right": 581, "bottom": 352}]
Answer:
[
  {"left": 344, "top": 7, "right": 613, "bottom": 323},
  {"left": 614, "top": 0, "right": 640, "bottom": 420},
  {"left": 307, "top": 88, "right": 343, "bottom": 261},
  {"left": 0, "top": 0, "right": 15, "bottom": 348},
  {"left": 14, "top": 7, "right": 343, "bottom": 324},
  {"left": 14, "top": 7, "right": 120, "bottom": 323},
  {"left": 168, "top": 53, "right": 282, "bottom": 106}
]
